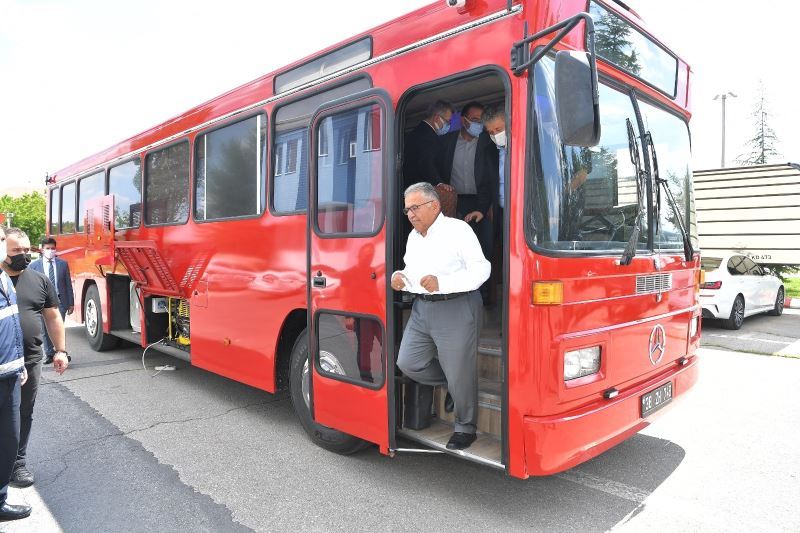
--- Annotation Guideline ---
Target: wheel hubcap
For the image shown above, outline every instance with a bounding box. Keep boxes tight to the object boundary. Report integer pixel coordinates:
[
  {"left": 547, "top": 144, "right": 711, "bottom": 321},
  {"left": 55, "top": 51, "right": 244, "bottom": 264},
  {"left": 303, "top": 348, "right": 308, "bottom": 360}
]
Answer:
[
  {"left": 735, "top": 299, "right": 744, "bottom": 325},
  {"left": 86, "top": 300, "right": 98, "bottom": 337},
  {"left": 301, "top": 351, "right": 345, "bottom": 409},
  {"left": 777, "top": 290, "right": 785, "bottom": 311}
]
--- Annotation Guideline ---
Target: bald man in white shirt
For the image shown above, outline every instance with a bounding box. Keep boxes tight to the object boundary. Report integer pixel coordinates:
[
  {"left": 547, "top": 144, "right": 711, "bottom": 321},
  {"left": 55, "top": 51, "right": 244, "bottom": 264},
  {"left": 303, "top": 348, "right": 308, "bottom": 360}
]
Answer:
[{"left": 392, "top": 182, "right": 490, "bottom": 451}]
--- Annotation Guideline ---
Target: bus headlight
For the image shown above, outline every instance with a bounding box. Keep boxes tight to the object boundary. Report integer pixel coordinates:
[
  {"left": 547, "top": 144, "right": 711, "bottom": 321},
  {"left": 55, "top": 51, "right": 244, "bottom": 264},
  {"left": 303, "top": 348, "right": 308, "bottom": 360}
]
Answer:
[{"left": 564, "top": 346, "right": 601, "bottom": 381}]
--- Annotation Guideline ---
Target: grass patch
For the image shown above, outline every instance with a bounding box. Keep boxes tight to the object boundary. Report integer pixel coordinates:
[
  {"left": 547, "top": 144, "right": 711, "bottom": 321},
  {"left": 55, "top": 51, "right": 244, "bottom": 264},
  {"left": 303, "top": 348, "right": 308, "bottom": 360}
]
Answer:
[{"left": 785, "top": 277, "right": 800, "bottom": 298}]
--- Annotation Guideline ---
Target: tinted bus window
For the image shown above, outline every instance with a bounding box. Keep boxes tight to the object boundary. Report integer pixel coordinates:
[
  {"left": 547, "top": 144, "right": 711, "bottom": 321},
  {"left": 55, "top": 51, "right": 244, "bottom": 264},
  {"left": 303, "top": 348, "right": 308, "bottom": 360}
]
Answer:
[
  {"left": 145, "top": 142, "right": 190, "bottom": 225},
  {"left": 61, "top": 182, "right": 76, "bottom": 233},
  {"left": 195, "top": 114, "right": 267, "bottom": 221},
  {"left": 275, "top": 37, "right": 371, "bottom": 93},
  {"left": 315, "top": 103, "right": 383, "bottom": 235},
  {"left": 77, "top": 171, "right": 105, "bottom": 231},
  {"left": 49, "top": 188, "right": 60, "bottom": 235},
  {"left": 109, "top": 159, "right": 142, "bottom": 229},
  {"left": 272, "top": 78, "right": 370, "bottom": 214}
]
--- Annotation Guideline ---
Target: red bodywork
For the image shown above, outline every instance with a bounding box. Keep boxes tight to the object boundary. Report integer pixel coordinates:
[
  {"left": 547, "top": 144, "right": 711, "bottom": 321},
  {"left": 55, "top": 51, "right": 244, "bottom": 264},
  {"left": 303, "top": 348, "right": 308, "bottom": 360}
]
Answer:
[{"left": 48, "top": 0, "right": 697, "bottom": 478}]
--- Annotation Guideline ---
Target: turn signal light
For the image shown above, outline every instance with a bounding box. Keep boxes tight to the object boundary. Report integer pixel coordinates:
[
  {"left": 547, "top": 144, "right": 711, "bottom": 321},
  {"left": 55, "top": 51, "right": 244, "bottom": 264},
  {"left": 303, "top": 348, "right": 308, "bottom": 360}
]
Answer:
[
  {"left": 532, "top": 281, "right": 563, "bottom": 305},
  {"left": 700, "top": 281, "right": 722, "bottom": 290}
]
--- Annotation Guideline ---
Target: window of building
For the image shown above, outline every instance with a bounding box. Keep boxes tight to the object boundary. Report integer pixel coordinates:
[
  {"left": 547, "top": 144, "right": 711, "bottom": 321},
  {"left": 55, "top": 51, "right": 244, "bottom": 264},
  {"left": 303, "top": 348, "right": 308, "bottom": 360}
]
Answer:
[
  {"left": 272, "top": 78, "right": 371, "bottom": 214},
  {"left": 49, "top": 188, "right": 60, "bottom": 235},
  {"left": 77, "top": 171, "right": 105, "bottom": 232},
  {"left": 109, "top": 159, "right": 142, "bottom": 229},
  {"left": 315, "top": 103, "right": 384, "bottom": 235},
  {"left": 61, "top": 182, "right": 76, "bottom": 233},
  {"left": 145, "top": 142, "right": 190, "bottom": 225},
  {"left": 195, "top": 114, "right": 267, "bottom": 221}
]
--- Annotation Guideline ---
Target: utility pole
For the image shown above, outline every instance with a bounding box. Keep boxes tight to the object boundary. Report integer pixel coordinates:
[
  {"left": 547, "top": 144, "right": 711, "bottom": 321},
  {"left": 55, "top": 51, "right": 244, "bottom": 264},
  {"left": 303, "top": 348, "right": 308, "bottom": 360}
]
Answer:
[{"left": 713, "top": 92, "right": 737, "bottom": 167}]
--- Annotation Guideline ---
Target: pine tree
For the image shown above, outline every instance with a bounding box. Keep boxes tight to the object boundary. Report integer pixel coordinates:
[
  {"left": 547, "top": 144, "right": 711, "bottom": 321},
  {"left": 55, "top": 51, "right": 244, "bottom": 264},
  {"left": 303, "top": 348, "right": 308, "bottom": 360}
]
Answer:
[{"left": 737, "top": 85, "right": 781, "bottom": 165}]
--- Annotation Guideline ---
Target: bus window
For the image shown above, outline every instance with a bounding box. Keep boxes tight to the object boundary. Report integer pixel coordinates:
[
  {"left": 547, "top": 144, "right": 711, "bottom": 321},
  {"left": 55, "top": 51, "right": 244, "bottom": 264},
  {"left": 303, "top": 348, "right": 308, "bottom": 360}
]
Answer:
[
  {"left": 145, "top": 142, "right": 190, "bottom": 226},
  {"left": 315, "top": 103, "right": 383, "bottom": 235},
  {"left": 60, "top": 182, "right": 76, "bottom": 234},
  {"left": 49, "top": 187, "right": 60, "bottom": 235},
  {"left": 108, "top": 159, "right": 142, "bottom": 229},
  {"left": 77, "top": 171, "right": 105, "bottom": 232},
  {"left": 317, "top": 313, "right": 384, "bottom": 386},
  {"left": 272, "top": 78, "right": 370, "bottom": 214},
  {"left": 195, "top": 114, "right": 267, "bottom": 221}
]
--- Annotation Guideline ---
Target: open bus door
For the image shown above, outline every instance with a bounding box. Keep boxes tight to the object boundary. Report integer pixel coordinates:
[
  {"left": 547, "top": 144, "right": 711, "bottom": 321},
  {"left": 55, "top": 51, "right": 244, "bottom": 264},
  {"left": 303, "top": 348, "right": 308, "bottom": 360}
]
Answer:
[{"left": 307, "top": 90, "right": 395, "bottom": 452}]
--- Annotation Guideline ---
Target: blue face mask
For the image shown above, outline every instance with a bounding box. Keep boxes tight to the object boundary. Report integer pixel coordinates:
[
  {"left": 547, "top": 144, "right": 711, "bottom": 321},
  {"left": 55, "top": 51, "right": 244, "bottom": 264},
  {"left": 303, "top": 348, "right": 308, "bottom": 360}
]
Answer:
[
  {"left": 436, "top": 120, "right": 451, "bottom": 136},
  {"left": 465, "top": 119, "right": 483, "bottom": 138}
]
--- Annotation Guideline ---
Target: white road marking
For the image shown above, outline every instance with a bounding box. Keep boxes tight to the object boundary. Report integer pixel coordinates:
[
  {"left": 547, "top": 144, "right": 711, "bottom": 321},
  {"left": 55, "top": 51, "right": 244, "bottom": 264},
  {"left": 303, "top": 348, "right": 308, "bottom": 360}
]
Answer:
[
  {"left": 556, "top": 469, "right": 651, "bottom": 504},
  {"left": 775, "top": 338, "right": 800, "bottom": 356},
  {"left": 704, "top": 333, "right": 789, "bottom": 345}
]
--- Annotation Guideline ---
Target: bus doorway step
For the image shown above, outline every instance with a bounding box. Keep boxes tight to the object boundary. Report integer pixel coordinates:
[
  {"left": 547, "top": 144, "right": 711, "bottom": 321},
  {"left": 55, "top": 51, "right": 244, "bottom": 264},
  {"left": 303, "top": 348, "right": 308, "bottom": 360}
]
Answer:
[{"left": 398, "top": 421, "right": 503, "bottom": 470}]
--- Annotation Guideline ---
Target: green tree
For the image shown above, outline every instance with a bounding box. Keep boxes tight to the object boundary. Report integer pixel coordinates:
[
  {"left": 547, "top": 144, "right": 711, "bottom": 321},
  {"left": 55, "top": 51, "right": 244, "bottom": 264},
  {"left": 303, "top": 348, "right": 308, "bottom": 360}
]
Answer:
[
  {"left": 0, "top": 192, "right": 47, "bottom": 245},
  {"left": 737, "top": 84, "right": 781, "bottom": 165}
]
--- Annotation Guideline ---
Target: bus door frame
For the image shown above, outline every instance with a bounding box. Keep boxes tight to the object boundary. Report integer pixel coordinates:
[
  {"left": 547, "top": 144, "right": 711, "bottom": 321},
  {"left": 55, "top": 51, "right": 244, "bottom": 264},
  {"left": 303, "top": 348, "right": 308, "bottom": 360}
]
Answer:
[{"left": 306, "top": 88, "right": 397, "bottom": 453}]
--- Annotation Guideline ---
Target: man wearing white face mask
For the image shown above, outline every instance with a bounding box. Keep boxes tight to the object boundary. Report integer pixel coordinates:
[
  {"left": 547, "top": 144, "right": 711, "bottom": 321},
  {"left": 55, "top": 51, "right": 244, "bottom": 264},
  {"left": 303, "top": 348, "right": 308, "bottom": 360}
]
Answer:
[
  {"left": 483, "top": 106, "right": 507, "bottom": 239},
  {"left": 30, "top": 238, "right": 74, "bottom": 365}
]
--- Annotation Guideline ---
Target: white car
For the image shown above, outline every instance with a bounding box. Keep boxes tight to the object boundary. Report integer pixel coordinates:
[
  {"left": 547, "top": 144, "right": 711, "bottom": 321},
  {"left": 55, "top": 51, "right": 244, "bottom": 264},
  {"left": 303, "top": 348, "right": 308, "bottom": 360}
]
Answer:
[{"left": 700, "top": 254, "right": 785, "bottom": 329}]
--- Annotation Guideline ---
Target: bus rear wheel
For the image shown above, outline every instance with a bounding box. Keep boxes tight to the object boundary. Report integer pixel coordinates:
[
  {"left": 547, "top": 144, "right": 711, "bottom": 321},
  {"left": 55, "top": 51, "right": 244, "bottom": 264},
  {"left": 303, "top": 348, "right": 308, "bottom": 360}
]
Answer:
[
  {"left": 289, "top": 330, "right": 367, "bottom": 455},
  {"left": 84, "top": 284, "right": 119, "bottom": 351}
]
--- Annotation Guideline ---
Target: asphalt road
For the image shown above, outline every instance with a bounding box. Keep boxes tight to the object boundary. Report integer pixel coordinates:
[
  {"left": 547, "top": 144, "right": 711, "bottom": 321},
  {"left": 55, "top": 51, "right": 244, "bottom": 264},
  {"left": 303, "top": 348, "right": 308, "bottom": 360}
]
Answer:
[
  {"left": 2, "top": 326, "right": 799, "bottom": 532},
  {"left": 701, "top": 308, "right": 800, "bottom": 356}
]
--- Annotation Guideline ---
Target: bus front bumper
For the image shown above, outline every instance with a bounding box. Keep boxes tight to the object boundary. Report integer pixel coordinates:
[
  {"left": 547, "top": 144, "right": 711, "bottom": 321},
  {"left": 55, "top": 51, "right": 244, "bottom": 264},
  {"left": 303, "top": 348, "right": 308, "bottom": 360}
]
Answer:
[{"left": 522, "top": 355, "right": 699, "bottom": 476}]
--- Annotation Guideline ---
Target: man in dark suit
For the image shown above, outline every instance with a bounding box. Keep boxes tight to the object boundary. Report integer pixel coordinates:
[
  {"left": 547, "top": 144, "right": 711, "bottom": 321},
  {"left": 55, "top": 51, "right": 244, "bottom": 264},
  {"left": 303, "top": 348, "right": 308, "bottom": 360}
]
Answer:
[
  {"left": 403, "top": 100, "right": 453, "bottom": 188},
  {"left": 438, "top": 101, "right": 497, "bottom": 262},
  {"left": 30, "top": 237, "right": 74, "bottom": 364}
]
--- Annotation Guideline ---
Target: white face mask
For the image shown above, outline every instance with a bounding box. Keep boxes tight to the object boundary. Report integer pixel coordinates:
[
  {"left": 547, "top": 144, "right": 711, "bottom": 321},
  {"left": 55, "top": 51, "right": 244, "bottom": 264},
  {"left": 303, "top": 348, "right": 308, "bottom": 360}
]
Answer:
[
  {"left": 43, "top": 249, "right": 56, "bottom": 260},
  {"left": 490, "top": 130, "right": 507, "bottom": 148}
]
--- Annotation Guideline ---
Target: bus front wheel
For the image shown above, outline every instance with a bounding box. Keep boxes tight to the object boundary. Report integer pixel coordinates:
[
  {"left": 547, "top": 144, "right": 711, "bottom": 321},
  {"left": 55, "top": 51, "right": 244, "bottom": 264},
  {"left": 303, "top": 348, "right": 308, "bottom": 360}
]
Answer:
[
  {"left": 84, "top": 284, "right": 119, "bottom": 351},
  {"left": 289, "top": 330, "right": 367, "bottom": 455}
]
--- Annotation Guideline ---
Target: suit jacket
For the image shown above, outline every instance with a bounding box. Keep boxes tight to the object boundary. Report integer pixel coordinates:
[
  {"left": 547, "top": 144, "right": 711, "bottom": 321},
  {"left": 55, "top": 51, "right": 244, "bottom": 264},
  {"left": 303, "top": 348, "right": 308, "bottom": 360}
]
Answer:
[
  {"left": 30, "top": 256, "right": 74, "bottom": 310},
  {"left": 438, "top": 130, "right": 498, "bottom": 215},
  {"left": 403, "top": 121, "right": 444, "bottom": 188}
]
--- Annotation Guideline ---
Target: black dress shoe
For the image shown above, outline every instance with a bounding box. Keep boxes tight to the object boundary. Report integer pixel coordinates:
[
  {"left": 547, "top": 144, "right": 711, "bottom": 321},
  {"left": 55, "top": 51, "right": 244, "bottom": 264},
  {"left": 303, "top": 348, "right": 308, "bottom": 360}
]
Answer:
[
  {"left": 446, "top": 432, "right": 477, "bottom": 450},
  {"left": 444, "top": 392, "right": 454, "bottom": 413},
  {"left": 10, "top": 465, "right": 34, "bottom": 488},
  {"left": 0, "top": 502, "right": 32, "bottom": 521}
]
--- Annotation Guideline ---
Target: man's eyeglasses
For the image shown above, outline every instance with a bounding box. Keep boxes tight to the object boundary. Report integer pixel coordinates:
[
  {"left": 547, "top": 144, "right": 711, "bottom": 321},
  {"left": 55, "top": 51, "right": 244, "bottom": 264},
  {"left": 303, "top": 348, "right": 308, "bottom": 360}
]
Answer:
[{"left": 402, "top": 200, "right": 435, "bottom": 215}]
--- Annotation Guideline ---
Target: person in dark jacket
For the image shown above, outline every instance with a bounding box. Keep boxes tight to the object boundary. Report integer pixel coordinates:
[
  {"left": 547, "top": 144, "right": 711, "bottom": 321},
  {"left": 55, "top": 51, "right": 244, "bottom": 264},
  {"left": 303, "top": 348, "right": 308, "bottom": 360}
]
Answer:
[
  {"left": 29, "top": 237, "right": 74, "bottom": 364},
  {"left": 0, "top": 226, "right": 31, "bottom": 522},
  {"left": 403, "top": 100, "right": 454, "bottom": 189},
  {"left": 438, "top": 101, "right": 497, "bottom": 262}
]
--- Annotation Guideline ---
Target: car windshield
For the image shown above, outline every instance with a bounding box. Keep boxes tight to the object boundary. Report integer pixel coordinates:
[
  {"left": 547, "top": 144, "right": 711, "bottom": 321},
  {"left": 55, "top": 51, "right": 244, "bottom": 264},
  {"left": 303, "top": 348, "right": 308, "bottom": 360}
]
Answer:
[{"left": 701, "top": 257, "right": 722, "bottom": 271}]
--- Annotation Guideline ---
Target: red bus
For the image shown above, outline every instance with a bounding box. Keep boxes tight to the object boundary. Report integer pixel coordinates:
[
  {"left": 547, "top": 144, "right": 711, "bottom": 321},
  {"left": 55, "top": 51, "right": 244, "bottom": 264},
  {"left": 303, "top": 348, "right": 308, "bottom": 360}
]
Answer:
[{"left": 46, "top": 0, "right": 699, "bottom": 478}]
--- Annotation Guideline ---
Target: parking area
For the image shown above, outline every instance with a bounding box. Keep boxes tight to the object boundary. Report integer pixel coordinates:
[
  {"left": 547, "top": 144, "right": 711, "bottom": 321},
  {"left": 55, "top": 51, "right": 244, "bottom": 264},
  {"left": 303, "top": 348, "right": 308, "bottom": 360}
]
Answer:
[{"left": 700, "top": 308, "right": 800, "bottom": 357}]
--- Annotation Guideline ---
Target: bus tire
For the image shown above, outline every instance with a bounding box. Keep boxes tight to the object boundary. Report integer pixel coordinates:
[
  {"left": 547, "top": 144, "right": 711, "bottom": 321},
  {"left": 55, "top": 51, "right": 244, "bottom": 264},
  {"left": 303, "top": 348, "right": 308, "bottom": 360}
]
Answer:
[
  {"left": 289, "top": 330, "right": 367, "bottom": 455},
  {"left": 84, "top": 284, "right": 119, "bottom": 351}
]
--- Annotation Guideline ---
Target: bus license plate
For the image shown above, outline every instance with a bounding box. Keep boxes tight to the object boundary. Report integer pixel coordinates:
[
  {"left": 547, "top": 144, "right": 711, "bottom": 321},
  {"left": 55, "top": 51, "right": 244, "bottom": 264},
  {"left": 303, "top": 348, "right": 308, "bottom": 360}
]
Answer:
[{"left": 641, "top": 382, "right": 673, "bottom": 417}]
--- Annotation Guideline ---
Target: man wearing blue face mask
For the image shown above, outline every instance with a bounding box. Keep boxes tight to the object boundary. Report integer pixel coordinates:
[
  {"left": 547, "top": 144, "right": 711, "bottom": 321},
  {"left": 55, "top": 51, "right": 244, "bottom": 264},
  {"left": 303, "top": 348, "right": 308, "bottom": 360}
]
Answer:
[
  {"left": 403, "top": 100, "right": 454, "bottom": 189},
  {"left": 439, "top": 101, "right": 495, "bottom": 266}
]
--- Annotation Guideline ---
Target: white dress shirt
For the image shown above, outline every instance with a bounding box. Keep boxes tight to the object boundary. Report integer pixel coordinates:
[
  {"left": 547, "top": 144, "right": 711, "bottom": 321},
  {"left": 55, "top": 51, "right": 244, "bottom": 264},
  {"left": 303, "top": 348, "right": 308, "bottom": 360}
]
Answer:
[{"left": 394, "top": 213, "right": 490, "bottom": 294}]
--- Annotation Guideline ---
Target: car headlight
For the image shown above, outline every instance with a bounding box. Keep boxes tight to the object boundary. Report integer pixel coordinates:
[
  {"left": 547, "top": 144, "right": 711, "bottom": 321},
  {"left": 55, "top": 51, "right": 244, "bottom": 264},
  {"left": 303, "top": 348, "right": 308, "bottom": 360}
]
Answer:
[{"left": 564, "top": 346, "right": 601, "bottom": 381}]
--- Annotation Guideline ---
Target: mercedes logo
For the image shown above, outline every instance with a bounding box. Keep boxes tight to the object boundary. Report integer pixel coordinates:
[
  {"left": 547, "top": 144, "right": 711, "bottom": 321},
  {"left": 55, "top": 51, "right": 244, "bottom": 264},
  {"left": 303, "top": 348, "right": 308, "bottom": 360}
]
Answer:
[{"left": 649, "top": 324, "right": 666, "bottom": 365}]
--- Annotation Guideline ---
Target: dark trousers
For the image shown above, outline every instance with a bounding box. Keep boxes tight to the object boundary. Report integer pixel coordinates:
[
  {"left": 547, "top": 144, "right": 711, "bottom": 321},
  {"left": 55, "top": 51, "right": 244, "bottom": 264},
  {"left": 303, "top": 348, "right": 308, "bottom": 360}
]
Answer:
[
  {"left": 15, "top": 361, "right": 41, "bottom": 468},
  {"left": 42, "top": 306, "right": 67, "bottom": 357},
  {"left": 456, "top": 195, "right": 493, "bottom": 261},
  {"left": 0, "top": 374, "right": 21, "bottom": 505}
]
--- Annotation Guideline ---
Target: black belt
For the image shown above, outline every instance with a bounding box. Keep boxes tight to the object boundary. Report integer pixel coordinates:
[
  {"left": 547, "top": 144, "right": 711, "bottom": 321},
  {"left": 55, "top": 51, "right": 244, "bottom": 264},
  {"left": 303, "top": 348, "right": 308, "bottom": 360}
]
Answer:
[{"left": 415, "top": 291, "right": 469, "bottom": 302}]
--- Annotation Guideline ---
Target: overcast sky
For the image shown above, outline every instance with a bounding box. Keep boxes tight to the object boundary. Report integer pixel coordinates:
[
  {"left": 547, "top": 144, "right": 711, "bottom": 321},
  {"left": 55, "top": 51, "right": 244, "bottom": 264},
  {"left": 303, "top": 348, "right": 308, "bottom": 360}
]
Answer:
[{"left": 1, "top": 0, "right": 798, "bottom": 192}]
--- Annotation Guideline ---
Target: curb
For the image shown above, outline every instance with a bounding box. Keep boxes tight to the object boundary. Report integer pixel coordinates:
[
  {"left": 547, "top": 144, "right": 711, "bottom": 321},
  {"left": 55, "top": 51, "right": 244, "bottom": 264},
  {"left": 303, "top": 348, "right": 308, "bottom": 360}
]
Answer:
[{"left": 786, "top": 297, "right": 800, "bottom": 309}]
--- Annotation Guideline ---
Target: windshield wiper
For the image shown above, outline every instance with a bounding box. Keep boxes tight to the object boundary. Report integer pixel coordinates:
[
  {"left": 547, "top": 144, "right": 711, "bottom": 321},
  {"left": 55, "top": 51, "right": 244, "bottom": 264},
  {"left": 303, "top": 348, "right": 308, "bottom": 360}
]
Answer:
[
  {"left": 645, "top": 131, "right": 694, "bottom": 261},
  {"left": 619, "top": 118, "right": 646, "bottom": 266}
]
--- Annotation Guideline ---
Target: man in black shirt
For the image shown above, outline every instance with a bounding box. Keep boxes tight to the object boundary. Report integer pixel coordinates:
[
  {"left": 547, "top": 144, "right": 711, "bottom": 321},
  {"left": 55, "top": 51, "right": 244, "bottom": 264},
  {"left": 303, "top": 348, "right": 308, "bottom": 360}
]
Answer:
[{"left": 1, "top": 228, "right": 68, "bottom": 489}]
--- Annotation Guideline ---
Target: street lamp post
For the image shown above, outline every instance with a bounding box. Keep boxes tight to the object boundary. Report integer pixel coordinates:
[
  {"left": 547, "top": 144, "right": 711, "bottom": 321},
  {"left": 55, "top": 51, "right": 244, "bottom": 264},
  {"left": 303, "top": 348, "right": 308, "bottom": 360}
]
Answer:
[{"left": 713, "top": 92, "right": 737, "bottom": 167}]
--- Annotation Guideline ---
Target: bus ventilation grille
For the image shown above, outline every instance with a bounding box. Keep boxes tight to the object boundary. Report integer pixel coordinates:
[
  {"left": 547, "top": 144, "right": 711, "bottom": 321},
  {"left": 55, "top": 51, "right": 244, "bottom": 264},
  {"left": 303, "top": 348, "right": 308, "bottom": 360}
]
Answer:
[{"left": 635, "top": 273, "right": 672, "bottom": 294}]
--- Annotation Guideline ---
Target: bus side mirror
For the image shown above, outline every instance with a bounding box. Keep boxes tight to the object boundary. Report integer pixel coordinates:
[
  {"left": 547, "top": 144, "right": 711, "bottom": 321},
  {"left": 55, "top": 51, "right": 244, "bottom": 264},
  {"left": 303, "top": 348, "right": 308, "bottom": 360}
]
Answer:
[{"left": 554, "top": 50, "right": 601, "bottom": 147}]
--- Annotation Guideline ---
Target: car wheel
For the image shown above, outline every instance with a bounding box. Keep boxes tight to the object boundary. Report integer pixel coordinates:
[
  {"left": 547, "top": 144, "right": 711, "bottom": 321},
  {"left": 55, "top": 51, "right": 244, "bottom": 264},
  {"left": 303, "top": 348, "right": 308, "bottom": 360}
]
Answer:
[
  {"left": 724, "top": 294, "right": 745, "bottom": 330},
  {"left": 84, "top": 284, "right": 120, "bottom": 351},
  {"left": 289, "top": 330, "right": 368, "bottom": 455},
  {"left": 768, "top": 287, "right": 785, "bottom": 316}
]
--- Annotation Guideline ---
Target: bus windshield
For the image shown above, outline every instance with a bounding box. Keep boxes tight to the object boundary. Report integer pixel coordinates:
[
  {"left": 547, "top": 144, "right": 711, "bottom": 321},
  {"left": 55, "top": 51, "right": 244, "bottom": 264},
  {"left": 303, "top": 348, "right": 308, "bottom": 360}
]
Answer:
[{"left": 528, "top": 57, "right": 696, "bottom": 253}]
